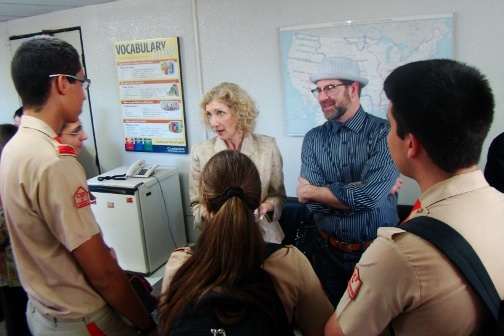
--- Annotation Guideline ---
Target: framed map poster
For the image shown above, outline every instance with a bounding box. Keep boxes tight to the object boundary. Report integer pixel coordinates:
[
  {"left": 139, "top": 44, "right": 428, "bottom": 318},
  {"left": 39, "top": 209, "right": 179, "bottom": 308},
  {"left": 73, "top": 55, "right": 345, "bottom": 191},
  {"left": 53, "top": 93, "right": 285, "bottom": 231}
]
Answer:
[
  {"left": 114, "top": 37, "right": 188, "bottom": 154},
  {"left": 280, "top": 14, "right": 453, "bottom": 135}
]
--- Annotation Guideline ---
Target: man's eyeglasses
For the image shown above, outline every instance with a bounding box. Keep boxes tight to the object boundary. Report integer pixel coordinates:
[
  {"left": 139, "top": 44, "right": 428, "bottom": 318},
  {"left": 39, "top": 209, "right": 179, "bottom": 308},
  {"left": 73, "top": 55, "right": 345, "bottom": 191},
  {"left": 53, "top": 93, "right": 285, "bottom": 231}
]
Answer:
[
  {"left": 311, "top": 83, "right": 347, "bottom": 99},
  {"left": 49, "top": 74, "right": 91, "bottom": 90},
  {"left": 60, "top": 130, "right": 83, "bottom": 136},
  {"left": 60, "top": 125, "right": 84, "bottom": 137}
]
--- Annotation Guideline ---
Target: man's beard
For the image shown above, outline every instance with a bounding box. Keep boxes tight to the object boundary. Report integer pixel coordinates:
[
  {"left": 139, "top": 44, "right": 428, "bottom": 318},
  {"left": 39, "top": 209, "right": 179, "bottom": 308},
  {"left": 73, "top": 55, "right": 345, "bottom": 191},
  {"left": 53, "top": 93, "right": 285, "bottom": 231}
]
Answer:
[
  {"left": 324, "top": 104, "right": 349, "bottom": 121},
  {"left": 321, "top": 89, "right": 352, "bottom": 121},
  {"left": 323, "top": 98, "right": 351, "bottom": 121}
]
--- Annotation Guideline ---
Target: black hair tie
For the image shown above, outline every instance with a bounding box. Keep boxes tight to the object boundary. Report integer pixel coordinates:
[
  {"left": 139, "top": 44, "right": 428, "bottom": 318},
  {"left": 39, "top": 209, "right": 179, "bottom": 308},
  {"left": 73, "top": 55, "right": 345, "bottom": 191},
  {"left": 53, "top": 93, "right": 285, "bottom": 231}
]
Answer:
[{"left": 222, "top": 186, "right": 244, "bottom": 201}]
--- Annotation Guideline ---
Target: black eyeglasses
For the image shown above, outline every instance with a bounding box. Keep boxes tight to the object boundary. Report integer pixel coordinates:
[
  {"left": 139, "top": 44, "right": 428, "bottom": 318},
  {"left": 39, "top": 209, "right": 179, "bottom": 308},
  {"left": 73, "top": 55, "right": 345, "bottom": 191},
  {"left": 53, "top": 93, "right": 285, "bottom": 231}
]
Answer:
[
  {"left": 49, "top": 74, "right": 91, "bottom": 90},
  {"left": 311, "top": 83, "right": 347, "bottom": 99},
  {"left": 60, "top": 123, "right": 84, "bottom": 136},
  {"left": 60, "top": 129, "right": 83, "bottom": 136}
]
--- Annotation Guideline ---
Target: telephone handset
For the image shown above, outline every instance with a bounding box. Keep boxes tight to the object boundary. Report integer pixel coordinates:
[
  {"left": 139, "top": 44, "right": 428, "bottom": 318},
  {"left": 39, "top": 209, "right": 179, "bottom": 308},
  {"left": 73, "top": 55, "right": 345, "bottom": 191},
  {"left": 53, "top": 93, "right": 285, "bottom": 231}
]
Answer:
[{"left": 125, "top": 160, "right": 159, "bottom": 178}]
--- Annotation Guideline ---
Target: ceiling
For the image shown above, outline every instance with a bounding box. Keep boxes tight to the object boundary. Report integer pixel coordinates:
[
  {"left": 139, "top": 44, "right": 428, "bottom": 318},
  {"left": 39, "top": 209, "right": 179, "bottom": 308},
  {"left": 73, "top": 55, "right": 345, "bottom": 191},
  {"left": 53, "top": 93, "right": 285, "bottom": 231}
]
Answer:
[{"left": 0, "top": 0, "right": 119, "bottom": 22}]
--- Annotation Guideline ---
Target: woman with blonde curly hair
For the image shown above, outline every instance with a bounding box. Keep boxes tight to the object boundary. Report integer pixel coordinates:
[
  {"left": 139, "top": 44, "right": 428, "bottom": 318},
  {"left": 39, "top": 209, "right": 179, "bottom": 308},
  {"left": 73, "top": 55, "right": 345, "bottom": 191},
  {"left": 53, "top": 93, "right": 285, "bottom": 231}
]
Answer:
[{"left": 189, "top": 82, "right": 286, "bottom": 243}]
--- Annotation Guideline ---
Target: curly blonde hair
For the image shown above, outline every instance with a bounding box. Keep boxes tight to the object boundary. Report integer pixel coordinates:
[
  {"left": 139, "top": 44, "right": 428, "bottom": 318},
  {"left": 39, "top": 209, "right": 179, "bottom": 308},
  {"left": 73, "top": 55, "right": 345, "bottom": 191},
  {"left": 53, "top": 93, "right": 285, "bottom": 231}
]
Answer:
[{"left": 200, "top": 82, "right": 259, "bottom": 136}]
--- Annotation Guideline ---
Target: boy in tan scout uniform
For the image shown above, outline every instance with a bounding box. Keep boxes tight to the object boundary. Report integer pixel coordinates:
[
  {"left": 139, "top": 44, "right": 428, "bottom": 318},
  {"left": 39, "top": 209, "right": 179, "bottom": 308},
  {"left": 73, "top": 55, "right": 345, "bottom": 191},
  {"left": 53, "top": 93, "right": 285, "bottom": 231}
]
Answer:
[
  {"left": 325, "top": 59, "right": 504, "bottom": 335},
  {"left": 0, "top": 36, "right": 158, "bottom": 335}
]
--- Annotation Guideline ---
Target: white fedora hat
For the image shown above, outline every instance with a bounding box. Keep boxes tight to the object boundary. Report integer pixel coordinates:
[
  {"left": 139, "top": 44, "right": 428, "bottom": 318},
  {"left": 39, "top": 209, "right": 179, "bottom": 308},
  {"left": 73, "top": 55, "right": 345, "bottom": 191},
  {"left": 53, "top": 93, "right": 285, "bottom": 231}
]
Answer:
[{"left": 309, "top": 56, "right": 368, "bottom": 87}]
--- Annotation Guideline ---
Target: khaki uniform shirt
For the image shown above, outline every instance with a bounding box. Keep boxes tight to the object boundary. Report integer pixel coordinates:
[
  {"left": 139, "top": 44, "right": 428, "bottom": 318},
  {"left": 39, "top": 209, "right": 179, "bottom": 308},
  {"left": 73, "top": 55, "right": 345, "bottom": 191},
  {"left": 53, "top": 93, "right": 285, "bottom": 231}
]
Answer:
[
  {"left": 189, "top": 134, "right": 286, "bottom": 232},
  {"left": 336, "top": 170, "right": 504, "bottom": 335},
  {"left": 162, "top": 245, "right": 333, "bottom": 333},
  {"left": 0, "top": 116, "right": 105, "bottom": 319}
]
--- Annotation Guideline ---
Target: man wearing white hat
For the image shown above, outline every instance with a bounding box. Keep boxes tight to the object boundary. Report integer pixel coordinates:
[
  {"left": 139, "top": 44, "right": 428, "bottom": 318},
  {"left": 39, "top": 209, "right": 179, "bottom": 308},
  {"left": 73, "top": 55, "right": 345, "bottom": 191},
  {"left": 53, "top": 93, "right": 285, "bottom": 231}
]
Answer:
[{"left": 296, "top": 56, "right": 399, "bottom": 306}]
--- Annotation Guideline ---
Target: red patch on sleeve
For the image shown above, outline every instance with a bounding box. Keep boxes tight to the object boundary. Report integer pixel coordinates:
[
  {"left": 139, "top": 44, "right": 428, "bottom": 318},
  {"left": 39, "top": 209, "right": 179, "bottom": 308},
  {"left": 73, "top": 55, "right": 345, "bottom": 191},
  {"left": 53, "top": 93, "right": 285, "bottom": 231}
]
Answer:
[
  {"left": 74, "top": 186, "right": 91, "bottom": 208},
  {"left": 347, "top": 266, "right": 362, "bottom": 300}
]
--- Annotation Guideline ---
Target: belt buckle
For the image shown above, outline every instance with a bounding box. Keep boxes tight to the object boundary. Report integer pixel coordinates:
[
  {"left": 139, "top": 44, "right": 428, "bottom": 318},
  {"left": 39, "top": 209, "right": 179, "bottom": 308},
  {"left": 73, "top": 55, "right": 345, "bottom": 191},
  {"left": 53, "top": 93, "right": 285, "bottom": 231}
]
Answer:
[{"left": 339, "top": 241, "right": 353, "bottom": 252}]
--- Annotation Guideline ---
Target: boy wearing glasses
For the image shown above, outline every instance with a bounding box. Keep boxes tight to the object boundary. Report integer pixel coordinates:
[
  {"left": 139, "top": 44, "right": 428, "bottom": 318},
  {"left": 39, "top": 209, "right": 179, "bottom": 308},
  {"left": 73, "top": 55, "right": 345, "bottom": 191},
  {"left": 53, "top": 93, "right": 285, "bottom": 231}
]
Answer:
[
  {"left": 0, "top": 36, "right": 157, "bottom": 335},
  {"left": 59, "top": 120, "right": 88, "bottom": 156},
  {"left": 296, "top": 56, "right": 399, "bottom": 307}
]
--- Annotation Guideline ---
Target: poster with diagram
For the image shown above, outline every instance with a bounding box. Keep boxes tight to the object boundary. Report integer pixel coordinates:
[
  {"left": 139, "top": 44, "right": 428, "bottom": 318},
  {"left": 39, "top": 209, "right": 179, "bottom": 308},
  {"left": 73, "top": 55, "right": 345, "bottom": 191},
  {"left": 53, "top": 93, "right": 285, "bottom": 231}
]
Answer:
[{"left": 114, "top": 37, "right": 188, "bottom": 154}]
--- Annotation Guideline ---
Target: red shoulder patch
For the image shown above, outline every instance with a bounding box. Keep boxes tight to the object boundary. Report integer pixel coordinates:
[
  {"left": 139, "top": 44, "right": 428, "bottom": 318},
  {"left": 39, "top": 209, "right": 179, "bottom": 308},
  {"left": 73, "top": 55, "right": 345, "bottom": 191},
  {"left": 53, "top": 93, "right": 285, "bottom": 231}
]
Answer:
[
  {"left": 347, "top": 266, "right": 362, "bottom": 300},
  {"left": 174, "top": 247, "right": 193, "bottom": 254},
  {"left": 57, "top": 144, "right": 76, "bottom": 157},
  {"left": 74, "top": 186, "right": 91, "bottom": 209}
]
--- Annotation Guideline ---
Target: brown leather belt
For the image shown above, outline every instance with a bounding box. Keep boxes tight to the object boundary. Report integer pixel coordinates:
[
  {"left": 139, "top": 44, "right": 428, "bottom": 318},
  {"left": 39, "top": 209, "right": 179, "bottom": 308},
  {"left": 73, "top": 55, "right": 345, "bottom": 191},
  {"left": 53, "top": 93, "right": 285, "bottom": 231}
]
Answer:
[{"left": 319, "top": 230, "right": 373, "bottom": 252}]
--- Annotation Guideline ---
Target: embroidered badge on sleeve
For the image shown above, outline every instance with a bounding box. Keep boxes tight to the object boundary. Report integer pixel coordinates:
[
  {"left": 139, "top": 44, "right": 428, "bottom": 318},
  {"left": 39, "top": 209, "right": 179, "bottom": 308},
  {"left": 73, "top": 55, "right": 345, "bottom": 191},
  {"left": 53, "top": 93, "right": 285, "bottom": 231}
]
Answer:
[
  {"left": 74, "top": 186, "right": 91, "bottom": 208},
  {"left": 347, "top": 266, "right": 362, "bottom": 300}
]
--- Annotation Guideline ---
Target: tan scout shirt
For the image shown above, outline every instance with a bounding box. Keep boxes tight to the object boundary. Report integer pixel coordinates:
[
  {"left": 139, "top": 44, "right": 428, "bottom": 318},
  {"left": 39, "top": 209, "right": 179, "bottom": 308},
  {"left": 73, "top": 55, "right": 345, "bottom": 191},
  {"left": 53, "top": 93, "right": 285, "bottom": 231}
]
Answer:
[
  {"left": 189, "top": 134, "right": 286, "bottom": 232},
  {"left": 162, "top": 245, "right": 333, "bottom": 333},
  {"left": 336, "top": 170, "right": 504, "bottom": 335},
  {"left": 0, "top": 116, "right": 105, "bottom": 319}
]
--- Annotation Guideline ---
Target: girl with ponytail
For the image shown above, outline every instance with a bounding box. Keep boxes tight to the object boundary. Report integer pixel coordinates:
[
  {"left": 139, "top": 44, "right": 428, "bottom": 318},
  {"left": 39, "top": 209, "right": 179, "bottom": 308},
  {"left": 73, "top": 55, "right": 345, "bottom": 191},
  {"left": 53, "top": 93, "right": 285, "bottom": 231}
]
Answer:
[{"left": 158, "top": 151, "right": 332, "bottom": 336}]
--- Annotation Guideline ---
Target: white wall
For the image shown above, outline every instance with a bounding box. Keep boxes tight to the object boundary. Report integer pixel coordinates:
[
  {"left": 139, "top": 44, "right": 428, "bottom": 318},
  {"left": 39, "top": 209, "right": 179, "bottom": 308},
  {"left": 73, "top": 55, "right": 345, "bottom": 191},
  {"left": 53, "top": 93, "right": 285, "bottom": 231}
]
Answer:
[
  {"left": 1, "top": 0, "right": 503, "bottom": 241},
  {"left": 0, "top": 22, "right": 21, "bottom": 117}
]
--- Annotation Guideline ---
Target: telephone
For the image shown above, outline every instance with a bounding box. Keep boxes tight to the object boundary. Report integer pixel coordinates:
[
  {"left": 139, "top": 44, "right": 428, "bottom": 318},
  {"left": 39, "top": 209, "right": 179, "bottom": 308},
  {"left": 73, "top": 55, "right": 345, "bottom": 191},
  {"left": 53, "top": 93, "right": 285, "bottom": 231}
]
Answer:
[{"left": 125, "top": 160, "right": 159, "bottom": 178}]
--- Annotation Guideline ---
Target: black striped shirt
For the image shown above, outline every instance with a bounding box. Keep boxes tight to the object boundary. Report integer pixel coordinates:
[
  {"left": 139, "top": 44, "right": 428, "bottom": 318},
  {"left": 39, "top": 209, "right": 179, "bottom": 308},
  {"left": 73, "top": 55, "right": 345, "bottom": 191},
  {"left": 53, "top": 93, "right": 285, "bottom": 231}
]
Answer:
[{"left": 300, "top": 107, "right": 399, "bottom": 242}]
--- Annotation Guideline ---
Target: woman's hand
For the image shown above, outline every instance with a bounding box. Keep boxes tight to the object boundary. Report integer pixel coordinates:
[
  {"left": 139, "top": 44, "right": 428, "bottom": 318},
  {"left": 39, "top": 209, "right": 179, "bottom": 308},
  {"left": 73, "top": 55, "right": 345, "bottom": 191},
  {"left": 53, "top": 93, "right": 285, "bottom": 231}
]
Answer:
[{"left": 259, "top": 202, "right": 274, "bottom": 216}]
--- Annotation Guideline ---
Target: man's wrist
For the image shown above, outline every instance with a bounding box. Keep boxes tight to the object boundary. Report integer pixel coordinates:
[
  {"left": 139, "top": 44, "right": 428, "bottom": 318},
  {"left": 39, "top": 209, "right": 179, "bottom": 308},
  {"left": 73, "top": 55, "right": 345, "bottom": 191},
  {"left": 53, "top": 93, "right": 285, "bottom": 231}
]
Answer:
[
  {"left": 305, "top": 184, "right": 319, "bottom": 201},
  {"left": 137, "top": 315, "right": 157, "bottom": 335}
]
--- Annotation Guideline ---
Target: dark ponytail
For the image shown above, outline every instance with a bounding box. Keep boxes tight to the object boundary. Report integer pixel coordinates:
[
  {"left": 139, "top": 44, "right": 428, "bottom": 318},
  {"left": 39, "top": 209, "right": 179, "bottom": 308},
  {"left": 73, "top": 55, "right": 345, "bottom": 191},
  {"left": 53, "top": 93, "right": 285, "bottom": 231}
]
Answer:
[{"left": 159, "top": 150, "right": 271, "bottom": 333}]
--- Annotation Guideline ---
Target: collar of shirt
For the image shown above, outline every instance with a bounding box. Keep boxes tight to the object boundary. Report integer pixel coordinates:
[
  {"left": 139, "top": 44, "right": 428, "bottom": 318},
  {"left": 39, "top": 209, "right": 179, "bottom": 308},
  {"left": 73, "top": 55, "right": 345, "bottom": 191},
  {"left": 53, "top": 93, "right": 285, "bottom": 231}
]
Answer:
[
  {"left": 417, "top": 170, "right": 488, "bottom": 210},
  {"left": 19, "top": 115, "right": 58, "bottom": 138},
  {"left": 212, "top": 133, "right": 257, "bottom": 157},
  {"left": 326, "top": 106, "right": 366, "bottom": 134}
]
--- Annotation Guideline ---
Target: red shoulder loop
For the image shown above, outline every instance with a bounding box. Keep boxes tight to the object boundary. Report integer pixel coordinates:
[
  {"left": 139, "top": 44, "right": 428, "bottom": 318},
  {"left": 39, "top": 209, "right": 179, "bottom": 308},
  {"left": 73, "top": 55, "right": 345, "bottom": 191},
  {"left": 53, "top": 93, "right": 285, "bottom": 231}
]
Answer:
[
  {"left": 52, "top": 136, "right": 76, "bottom": 157},
  {"left": 174, "top": 247, "right": 193, "bottom": 255},
  {"left": 57, "top": 144, "right": 77, "bottom": 157}
]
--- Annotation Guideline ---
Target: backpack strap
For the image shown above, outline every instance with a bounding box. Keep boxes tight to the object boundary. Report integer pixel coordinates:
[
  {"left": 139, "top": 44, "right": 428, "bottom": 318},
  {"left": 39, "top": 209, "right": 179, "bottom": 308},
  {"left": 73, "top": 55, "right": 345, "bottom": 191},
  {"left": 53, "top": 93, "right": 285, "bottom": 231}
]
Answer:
[
  {"left": 401, "top": 216, "right": 503, "bottom": 326},
  {"left": 265, "top": 242, "right": 283, "bottom": 259}
]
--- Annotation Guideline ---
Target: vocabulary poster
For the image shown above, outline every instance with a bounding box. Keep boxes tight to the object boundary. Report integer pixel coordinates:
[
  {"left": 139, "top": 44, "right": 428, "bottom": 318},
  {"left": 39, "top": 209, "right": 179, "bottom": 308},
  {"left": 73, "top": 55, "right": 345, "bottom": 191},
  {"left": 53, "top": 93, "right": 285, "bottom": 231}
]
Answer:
[{"left": 114, "top": 37, "right": 188, "bottom": 154}]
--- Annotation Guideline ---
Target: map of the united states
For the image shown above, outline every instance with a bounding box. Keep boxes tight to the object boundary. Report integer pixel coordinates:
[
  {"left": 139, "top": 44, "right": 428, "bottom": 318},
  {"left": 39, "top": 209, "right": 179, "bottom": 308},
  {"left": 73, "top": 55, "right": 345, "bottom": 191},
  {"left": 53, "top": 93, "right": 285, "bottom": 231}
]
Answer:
[{"left": 281, "top": 14, "right": 453, "bottom": 135}]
